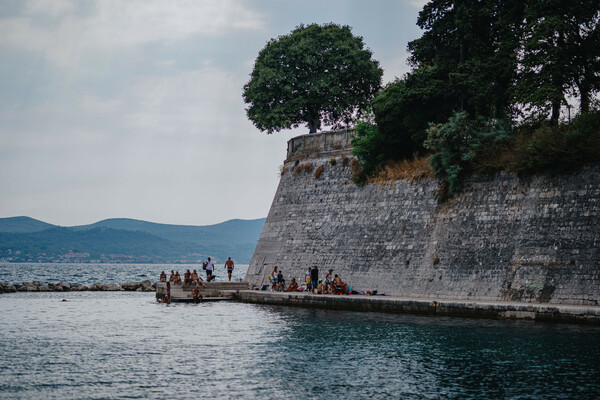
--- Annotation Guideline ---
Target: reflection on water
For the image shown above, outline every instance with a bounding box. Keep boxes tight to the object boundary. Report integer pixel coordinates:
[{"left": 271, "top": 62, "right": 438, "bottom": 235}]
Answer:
[{"left": 0, "top": 291, "right": 599, "bottom": 399}]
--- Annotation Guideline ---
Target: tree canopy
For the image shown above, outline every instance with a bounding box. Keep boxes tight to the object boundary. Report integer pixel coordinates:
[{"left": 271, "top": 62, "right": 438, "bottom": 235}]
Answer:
[
  {"left": 243, "top": 23, "right": 383, "bottom": 134},
  {"left": 352, "top": 0, "right": 600, "bottom": 196}
]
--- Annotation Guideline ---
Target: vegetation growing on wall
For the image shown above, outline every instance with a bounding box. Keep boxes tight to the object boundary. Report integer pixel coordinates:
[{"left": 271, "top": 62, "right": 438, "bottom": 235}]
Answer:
[
  {"left": 424, "top": 111, "right": 510, "bottom": 196},
  {"left": 351, "top": 0, "right": 600, "bottom": 198}
]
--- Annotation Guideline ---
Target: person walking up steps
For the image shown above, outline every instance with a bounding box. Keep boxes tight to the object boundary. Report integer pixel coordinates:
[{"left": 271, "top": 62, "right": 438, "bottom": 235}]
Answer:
[
  {"left": 204, "top": 257, "right": 216, "bottom": 282},
  {"left": 224, "top": 257, "right": 234, "bottom": 281}
]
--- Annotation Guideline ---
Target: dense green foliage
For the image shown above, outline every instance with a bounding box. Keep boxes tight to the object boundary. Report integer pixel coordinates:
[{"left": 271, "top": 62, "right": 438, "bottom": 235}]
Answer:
[
  {"left": 424, "top": 111, "right": 509, "bottom": 196},
  {"left": 515, "top": 0, "right": 600, "bottom": 121},
  {"left": 352, "top": 0, "right": 600, "bottom": 196},
  {"left": 350, "top": 112, "right": 384, "bottom": 183},
  {"left": 243, "top": 23, "right": 383, "bottom": 133}
]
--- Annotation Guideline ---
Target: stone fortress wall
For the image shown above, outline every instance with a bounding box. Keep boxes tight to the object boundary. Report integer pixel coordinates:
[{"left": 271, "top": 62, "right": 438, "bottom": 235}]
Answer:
[{"left": 245, "top": 130, "right": 600, "bottom": 305}]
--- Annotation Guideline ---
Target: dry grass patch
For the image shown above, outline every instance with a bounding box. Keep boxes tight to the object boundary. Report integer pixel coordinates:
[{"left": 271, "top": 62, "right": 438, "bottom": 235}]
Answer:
[
  {"left": 314, "top": 164, "right": 324, "bottom": 179},
  {"left": 369, "top": 156, "right": 434, "bottom": 185},
  {"left": 293, "top": 162, "right": 313, "bottom": 176}
]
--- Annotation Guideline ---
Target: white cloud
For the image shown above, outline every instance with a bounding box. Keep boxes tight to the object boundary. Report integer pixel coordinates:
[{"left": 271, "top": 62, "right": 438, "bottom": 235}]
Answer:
[
  {"left": 381, "top": 52, "right": 412, "bottom": 83},
  {"left": 0, "top": 0, "right": 426, "bottom": 226},
  {"left": 25, "top": 0, "right": 76, "bottom": 16},
  {"left": 1, "top": 0, "right": 265, "bottom": 68},
  {"left": 410, "top": 0, "right": 429, "bottom": 9}
]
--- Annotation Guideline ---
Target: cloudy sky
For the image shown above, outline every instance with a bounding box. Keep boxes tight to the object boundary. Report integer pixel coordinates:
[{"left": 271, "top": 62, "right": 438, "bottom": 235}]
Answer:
[{"left": 0, "top": 0, "right": 425, "bottom": 227}]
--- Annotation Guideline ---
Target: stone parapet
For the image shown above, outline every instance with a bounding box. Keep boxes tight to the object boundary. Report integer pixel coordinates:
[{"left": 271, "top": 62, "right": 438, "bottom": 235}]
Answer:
[{"left": 286, "top": 129, "right": 353, "bottom": 162}]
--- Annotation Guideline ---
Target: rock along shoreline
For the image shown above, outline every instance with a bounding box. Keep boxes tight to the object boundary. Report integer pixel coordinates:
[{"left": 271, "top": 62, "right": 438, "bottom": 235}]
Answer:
[{"left": 0, "top": 280, "right": 156, "bottom": 293}]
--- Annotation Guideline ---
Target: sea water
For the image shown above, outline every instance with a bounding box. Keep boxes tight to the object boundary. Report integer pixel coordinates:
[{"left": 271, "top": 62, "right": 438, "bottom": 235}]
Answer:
[
  {"left": 0, "top": 262, "right": 249, "bottom": 285},
  {"left": 1, "top": 264, "right": 600, "bottom": 399}
]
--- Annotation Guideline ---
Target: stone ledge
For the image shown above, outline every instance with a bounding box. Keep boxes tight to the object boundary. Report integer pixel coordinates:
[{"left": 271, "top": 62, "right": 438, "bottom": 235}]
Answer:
[{"left": 235, "top": 291, "right": 600, "bottom": 325}]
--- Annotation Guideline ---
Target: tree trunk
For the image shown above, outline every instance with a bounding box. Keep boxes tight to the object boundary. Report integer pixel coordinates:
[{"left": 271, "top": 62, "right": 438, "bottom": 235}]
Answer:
[
  {"left": 578, "top": 80, "right": 590, "bottom": 114},
  {"left": 308, "top": 115, "right": 319, "bottom": 134},
  {"left": 551, "top": 100, "right": 561, "bottom": 125}
]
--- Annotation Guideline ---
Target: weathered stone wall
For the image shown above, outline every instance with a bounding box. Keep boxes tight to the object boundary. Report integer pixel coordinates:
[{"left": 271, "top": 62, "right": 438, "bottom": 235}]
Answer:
[
  {"left": 286, "top": 129, "right": 353, "bottom": 162},
  {"left": 246, "top": 132, "right": 600, "bottom": 306}
]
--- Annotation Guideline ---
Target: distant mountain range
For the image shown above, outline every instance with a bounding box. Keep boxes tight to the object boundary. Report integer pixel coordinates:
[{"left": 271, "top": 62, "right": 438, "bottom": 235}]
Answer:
[{"left": 0, "top": 216, "right": 265, "bottom": 264}]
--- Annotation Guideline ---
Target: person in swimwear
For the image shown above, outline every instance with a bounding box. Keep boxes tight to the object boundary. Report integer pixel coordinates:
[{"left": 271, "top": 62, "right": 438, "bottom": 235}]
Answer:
[
  {"left": 316, "top": 279, "right": 328, "bottom": 294},
  {"left": 160, "top": 281, "right": 171, "bottom": 304},
  {"left": 169, "top": 270, "right": 175, "bottom": 282},
  {"left": 192, "top": 282, "right": 203, "bottom": 304},
  {"left": 224, "top": 257, "right": 234, "bottom": 281},
  {"left": 284, "top": 277, "right": 298, "bottom": 292},
  {"left": 159, "top": 271, "right": 167, "bottom": 282},
  {"left": 333, "top": 274, "right": 349, "bottom": 294}
]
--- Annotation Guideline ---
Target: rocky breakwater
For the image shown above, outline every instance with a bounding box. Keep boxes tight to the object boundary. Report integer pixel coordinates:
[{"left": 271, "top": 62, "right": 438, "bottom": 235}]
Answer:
[{"left": 0, "top": 280, "right": 156, "bottom": 293}]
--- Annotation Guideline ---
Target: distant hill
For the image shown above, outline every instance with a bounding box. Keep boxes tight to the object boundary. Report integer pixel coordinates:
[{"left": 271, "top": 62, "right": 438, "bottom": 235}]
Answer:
[
  {"left": 0, "top": 216, "right": 56, "bottom": 233},
  {"left": 0, "top": 216, "right": 265, "bottom": 264},
  {"left": 71, "top": 218, "right": 264, "bottom": 246}
]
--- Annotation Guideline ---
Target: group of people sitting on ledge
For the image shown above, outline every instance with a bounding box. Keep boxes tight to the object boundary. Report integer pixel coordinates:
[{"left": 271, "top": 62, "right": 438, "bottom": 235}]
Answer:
[
  {"left": 159, "top": 270, "right": 207, "bottom": 304},
  {"left": 160, "top": 269, "right": 204, "bottom": 285},
  {"left": 267, "top": 265, "right": 350, "bottom": 294}
]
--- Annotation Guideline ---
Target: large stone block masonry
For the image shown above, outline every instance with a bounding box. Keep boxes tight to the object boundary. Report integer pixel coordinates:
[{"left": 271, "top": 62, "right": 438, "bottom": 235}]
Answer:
[{"left": 245, "top": 131, "right": 600, "bottom": 306}]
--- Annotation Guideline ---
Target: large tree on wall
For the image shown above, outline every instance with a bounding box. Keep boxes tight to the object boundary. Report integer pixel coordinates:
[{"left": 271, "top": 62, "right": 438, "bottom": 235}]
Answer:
[{"left": 242, "top": 23, "right": 383, "bottom": 134}]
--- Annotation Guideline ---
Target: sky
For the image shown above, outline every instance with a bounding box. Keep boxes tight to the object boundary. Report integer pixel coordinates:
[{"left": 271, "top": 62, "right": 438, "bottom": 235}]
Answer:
[{"left": 0, "top": 0, "right": 425, "bottom": 227}]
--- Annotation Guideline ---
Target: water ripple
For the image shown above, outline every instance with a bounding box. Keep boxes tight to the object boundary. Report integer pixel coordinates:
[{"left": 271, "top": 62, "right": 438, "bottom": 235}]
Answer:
[{"left": 0, "top": 292, "right": 599, "bottom": 399}]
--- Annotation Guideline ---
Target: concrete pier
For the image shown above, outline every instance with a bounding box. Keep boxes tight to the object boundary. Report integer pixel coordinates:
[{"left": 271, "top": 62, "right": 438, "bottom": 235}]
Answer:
[{"left": 233, "top": 291, "right": 600, "bottom": 325}]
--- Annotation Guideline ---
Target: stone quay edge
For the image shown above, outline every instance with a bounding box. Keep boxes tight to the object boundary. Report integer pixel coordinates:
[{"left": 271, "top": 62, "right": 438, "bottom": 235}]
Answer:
[{"left": 233, "top": 290, "right": 600, "bottom": 325}]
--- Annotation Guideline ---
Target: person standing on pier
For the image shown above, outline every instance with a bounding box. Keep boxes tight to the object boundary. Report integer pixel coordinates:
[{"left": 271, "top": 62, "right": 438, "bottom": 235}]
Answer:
[
  {"left": 310, "top": 265, "right": 319, "bottom": 294},
  {"left": 305, "top": 267, "right": 312, "bottom": 291},
  {"left": 224, "top": 257, "right": 234, "bottom": 281},
  {"left": 270, "top": 266, "right": 279, "bottom": 291}
]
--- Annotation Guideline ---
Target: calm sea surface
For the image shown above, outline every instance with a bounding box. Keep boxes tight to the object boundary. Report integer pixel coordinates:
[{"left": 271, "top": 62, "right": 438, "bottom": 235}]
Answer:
[
  {"left": 0, "top": 262, "right": 249, "bottom": 285},
  {"left": 1, "top": 264, "right": 600, "bottom": 399}
]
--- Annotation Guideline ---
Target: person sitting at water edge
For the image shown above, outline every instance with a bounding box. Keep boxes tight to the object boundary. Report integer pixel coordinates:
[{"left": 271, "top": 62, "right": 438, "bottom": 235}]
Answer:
[
  {"left": 184, "top": 269, "right": 192, "bottom": 285},
  {"left": 169, "top": 270, "right": 175, "bottom": 282},
  {"left": 191, "top": 269, "right": 199, "bottom": 283},
  {"left": 174, "top": 271, "right": 182, "bottom": 285},
  {"left": 194, "top": 272, "right": 207, "bottom": 288},
  {"left": 333, "top": 274, "right": 349, "bottom": 294},
  {"left": 285, "top": 278, "right": 298, "bottom": 292},
  {"left": 192, "top": 282, "right": 203, "bottom": 303},
  {"left": 325, "top": 269, "right": 334, "bottom": 292},
  {"left": 160, "top": 271, "right": 167, "bottom": 282},
  {"left": 316, "top": 279, "right": 328, "bottom": 294}
]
